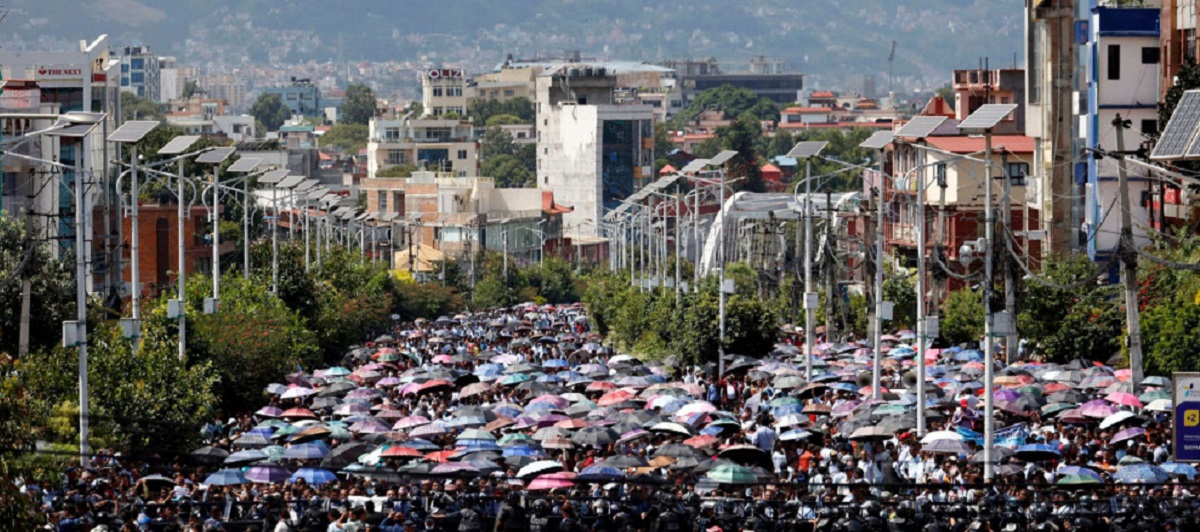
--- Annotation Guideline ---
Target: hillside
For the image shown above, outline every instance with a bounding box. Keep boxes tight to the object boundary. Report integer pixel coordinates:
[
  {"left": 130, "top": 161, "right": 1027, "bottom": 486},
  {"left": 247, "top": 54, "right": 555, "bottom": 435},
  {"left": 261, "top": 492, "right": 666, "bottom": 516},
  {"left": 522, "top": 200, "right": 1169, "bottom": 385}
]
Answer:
[{"left": 0, "top": 0, "right": 1024, "bottom": 86}]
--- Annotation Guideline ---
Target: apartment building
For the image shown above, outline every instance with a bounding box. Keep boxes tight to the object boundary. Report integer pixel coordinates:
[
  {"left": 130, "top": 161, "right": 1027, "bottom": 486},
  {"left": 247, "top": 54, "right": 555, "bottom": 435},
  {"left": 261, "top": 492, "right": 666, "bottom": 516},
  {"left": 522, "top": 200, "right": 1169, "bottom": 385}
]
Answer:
[{"left": 366, "top": 116, "right": 478, "bottom": 177}]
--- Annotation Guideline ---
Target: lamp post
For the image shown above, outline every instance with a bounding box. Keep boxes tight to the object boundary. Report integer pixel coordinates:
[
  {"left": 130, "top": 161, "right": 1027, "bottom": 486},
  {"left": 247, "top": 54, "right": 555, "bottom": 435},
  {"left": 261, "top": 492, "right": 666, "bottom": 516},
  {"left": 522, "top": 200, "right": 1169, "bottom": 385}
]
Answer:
[{"left": 787, "top": 142, "right": 830, "bottom": 381}]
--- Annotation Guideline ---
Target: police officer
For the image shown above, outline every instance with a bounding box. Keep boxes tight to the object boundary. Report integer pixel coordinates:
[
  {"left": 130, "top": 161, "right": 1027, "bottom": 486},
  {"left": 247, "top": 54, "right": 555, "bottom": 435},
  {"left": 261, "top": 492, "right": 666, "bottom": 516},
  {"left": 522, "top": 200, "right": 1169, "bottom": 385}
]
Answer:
[
  {"left": 529, "top": 499, "right": 554, "bottom": 532},
  {"left": 495, "top": 492, "right": 528, "bottom": 532},
  {"left": 559, "top": 504, "right": 583, "bottom": 532},
  {"left": 651, "top": 494, "right": 684, "bottom": 532}
]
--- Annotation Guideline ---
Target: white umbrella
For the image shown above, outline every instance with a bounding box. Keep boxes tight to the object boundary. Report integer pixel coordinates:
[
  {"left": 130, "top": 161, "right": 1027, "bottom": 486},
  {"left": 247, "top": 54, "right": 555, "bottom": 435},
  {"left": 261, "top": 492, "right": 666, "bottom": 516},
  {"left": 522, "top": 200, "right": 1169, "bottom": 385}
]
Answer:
[
  {"left": 920, "top": 431, "right": 964, "bottom": 445},
  {"left": 1146, "top": 398, "right": 1173, "bottom": 412},
  {"left": 1100, "top": 411, "right": 1136, "bottom": 430},
  {"left": 517, "top": 460, "right": 563, "bottom": 479}
]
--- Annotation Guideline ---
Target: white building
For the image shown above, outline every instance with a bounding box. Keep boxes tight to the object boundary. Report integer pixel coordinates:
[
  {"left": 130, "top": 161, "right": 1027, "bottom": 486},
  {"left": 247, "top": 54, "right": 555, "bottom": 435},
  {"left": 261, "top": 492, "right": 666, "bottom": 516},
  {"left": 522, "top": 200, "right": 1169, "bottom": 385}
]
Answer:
[
  {"left": 420, "top": 68, "right": 470, "bottom": 118},
  {"left": 367, "top": 116, "right": 477, "bottom": 178},
  {"left": 119, "top": 45, "right": 160, "bottom": 102},
  {"left": 536, "top": 65, "right": 655, "bottom": 238},
  {"left": 1083, "top": 5, "right": 1160, "bottom": 260}
]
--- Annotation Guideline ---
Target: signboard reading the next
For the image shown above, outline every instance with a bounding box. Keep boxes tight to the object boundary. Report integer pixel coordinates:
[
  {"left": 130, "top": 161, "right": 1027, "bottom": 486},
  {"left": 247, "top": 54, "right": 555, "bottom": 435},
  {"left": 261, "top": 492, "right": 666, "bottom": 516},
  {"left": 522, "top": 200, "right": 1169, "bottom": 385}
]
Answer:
[
  {"left": 427, "top": 69, "right": 464, "bottom": 79},
  {"left": 36, "top": 66, "right": 85, "bottom": 80}
]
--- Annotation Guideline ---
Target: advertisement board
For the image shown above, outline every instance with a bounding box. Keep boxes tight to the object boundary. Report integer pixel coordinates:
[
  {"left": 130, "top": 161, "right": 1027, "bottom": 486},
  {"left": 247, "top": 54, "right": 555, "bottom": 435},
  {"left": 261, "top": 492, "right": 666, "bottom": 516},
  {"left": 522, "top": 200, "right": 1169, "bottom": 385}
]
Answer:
[{"left": 1174, "top": 372, "right": 1200, "bottom": 462}]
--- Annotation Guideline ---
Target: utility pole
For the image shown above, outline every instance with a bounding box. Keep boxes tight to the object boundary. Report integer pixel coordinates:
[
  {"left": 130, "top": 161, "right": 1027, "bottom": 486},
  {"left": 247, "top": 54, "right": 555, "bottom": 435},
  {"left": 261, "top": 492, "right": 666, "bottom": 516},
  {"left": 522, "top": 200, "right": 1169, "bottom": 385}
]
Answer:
[
  {"left": 872, "top": 155, "right": 885, "bottom": 401},
  {"left": 803, "top": 157, "right": 816, "bottom": 381},
  {"left": 929, "top": 163, "right": 947, "bottom": 329},
  {"left": 243, "top": 178, "right": 250, "bottom": 279},
  {"left": 211, "top": 174, "right": 220, "bottom": 305},
  {"left": 271, "top": 186, "right": 279, "bottom": 295},
  {"left": 718, "top": 168, "right": 727, "bottom": 378},
  {"left": 73, "top": 153, "right": 90, "bottom": 467},
  {"left": 982, "top": 131, "right": 996, "bottom": 481},
  {"left": 1002, "top": 150, "right": 1018, "bottom": 364},
  {"left": 915, "top": 144, "right": 928, "bottom": 437},
  {"left": 1114, "top": 115, "right": 1144, "bottom": 386},
  {"left": 177, "top": 158, "right": 187, "bottom": 362},
  {"left": 675, "top": 191, "right": 682, "bottom": 304},
  {"left": 825, "top": 190, "right": 835, "bottom": 341}
]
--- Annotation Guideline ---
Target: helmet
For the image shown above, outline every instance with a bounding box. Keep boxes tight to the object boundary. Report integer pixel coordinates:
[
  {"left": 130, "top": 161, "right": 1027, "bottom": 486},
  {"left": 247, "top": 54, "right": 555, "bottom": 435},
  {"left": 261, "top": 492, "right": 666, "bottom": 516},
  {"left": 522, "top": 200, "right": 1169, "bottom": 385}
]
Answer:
[
  {"left": 507, "top": 491, "right": 521, "bottom": 506},
  {"left": 593, "top": 500, "right": 610, "bottom": 515},
  {"left": 532, "top": 499, "right": 549, "bottom": 516}
]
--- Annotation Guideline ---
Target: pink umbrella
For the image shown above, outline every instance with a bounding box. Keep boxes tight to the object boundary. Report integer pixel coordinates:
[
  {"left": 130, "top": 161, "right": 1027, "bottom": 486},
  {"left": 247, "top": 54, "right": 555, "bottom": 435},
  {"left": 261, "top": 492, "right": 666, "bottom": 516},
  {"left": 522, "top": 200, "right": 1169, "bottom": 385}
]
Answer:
[
  {"left": 281, "top": 386, "right": 316, "bottom": 400},
  {"left": 256, "top": 406, "right": 283, "bottom": 418},
  {"left": 1112, "top": 427, "right": 1145, "bottom": 444},
  {"left": 677, "top": 402, "right": 717, "bottom": 417},
  {"left": 1105, "top": 392, "right": 1143, "bottom": 409},
  {"left": 376, "top": 377, "right": 403, "bottom": 388},
  {"left": 527, "top": 472, "right": 576, "bottom": 490},
  {"left": 530, "top": 395, "right": 569, "bottom": 409},
  {"left": 1114, "top": 369, "right": 1132, "bottom": 382},
  {"left": 1079, "top": 402, "right": 1117, "bottom": 419},
  {"left": 393, "top": 416, "right": 431, "bottom": 430},
  {"left": 432, "top": 354, "right": 454, "bottom": 364},
  {"left": 334, "top": 403, "right": 371, "bottom": 416}
]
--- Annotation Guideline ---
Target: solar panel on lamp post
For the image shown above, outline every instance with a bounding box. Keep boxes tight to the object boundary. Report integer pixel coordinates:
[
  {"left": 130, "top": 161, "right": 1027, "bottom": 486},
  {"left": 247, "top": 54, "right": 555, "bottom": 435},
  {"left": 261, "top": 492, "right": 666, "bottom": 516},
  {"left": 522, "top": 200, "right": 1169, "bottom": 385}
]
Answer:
[
  {"left": 787, "top": 142, "right": 829, "bottom": 381},
  {"left": 156, "top": 135, "right": 203, "bottom": 362},
  {"left": 194, "top": 147, "right": 236, "bottom": 315},
  {"left": 106, "top": 120, "right": 159, "bottom": 347},
  {"left": 957, "top": 103, "right": 1018, "bottom": 483},
  {"left": 894, "top": 116, "right": 946, "bottom": 436}
]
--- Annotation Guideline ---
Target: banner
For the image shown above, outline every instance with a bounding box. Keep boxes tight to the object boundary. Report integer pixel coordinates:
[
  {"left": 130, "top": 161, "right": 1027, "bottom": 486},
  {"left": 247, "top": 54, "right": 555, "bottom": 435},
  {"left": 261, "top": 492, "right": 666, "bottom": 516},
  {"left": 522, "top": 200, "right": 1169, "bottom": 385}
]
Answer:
[{"left": 1174, "top": 373, "right": 1200, "bottom": 462}]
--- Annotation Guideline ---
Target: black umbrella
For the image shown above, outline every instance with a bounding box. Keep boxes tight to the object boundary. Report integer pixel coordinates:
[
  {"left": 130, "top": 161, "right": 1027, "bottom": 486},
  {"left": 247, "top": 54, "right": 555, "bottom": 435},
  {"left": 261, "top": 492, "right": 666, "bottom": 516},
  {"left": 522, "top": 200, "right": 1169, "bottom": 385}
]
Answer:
[
  {"left": 455, "top": 406, "right": 497, "bottom": 422},
  {"left": 320, "top": 442, "right": 374, "bottom": 470},
  {"left": 598, "top": 455, "right": 649, "bottom": 468},
  {"left": 190, "top": 446, "right": 230, "bottom": 465},
  {"left": 572, "top": 426, "right": 619, "bottom": 446},
  {"left": 318, "top": 382, "right": 358, "bottom": 398},
  {"left": 504, "top": 455, "right": 536, "bottom": 468},
  {"left": 970, "top": 447, "right": 1015, "bottom": 464},
  {"left": 1049, "top": 390, "right": 1087, "bottom": 404},
  {"left": 717, "top": 445, "right": 773, "bottom": 470},
  {"left": 653, "top": 444, "right": 705, "bottom": 459}
]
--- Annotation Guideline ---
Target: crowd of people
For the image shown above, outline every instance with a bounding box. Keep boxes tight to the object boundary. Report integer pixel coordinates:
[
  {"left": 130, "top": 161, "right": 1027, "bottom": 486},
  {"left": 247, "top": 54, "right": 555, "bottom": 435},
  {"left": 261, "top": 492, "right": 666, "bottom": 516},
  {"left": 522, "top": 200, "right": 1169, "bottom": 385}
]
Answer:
[{"left": 24, "top": 303, "right": 1200, "bottom": 531}]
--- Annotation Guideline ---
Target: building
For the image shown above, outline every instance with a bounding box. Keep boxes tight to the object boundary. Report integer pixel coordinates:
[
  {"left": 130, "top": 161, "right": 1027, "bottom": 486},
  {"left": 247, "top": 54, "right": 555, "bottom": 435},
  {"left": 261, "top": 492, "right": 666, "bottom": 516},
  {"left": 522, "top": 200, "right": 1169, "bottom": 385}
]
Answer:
[
  {"left": 359, "top": 170, "right": 572, "bottom": 266},
  {"left": 1083, "top": 5, "right": 1161, "bottom": 260},
  {"left": 119, "top": 45, "right": 160, "bottom": 102},
  {"left": 1025, "top": 0, "right": 1081, "bottom": 255},
  {"left": 1161, "top": 0, "right": 1197, "bottom": 99},
  {"left": 159, "top": 56, "right": 182, "bottom": 102},
  {"left": 663, "top": 56, "right": 804, "bottom": 106},
  {"left": 0, "top": 35, "right": 119, "bottom": 280},
  {"left": 420, "top": 68, "right": 469, "bottom": 118},
  {"left": 536, "top": 65, "right": 656, "bottom": 238},
  {"left": 198, "top": 74, "right": 249, "bottom": 112},
  {"left": 118, "top": 204, "right": 233, "bottom": 299},
  {"left": 262, "top": 78, "right": 322, "bottom": 117},
  {"left": 952, "top": 68, "right": 1027, "bottom": 135},
  {"left": 366, "top": 116, "right": 478, "bottom": 178}
]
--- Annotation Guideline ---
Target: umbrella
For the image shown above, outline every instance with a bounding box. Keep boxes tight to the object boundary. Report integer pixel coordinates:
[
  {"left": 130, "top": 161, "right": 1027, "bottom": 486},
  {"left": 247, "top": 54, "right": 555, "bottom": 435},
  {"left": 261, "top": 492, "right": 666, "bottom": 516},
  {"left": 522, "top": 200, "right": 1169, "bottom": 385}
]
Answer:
[
  {"left": 245, "top": 464, "right": 291, "bottom": 484},
  {"left": 923, "top": 439, "right": 972, "bottom": 455},
  {"left": 1161, "top": 462, "right": 1198, "bottom": 479},
  {"left": 1114, "top": 464, "right": 1169, "bottom": 484},
  {"left": 289, "top": 468, "right": 338, "bottom": 486},
  {"left": 1015, "top": 444, "right": 1061, "bottom": 462},
  {"left": 648, "top": 422, "right": 693, "bottom": 436},
  {"left": 572, "top": 426, "right": 619, "bottom": 446},
  {"left": 1056, "top": 466, "right": 1102, "bottom": 482},
  {"left": 653, "top": 444, "right": 704, "bottom": 459},
  {"left": 190, "top": 446, "right": 231, "bottom": 465},
  {"left": 706, "top": 463, "right": 759, "bottom": 485},
  {"left": 1056, "top": 474, "right": 1101, "bottom": 486},
  {"left": 1099, "top": 411, "right": 1138, "bottom": 430},
  {"left": 577, "top": 465, "right": 626, "bottom": 482},
  {"left": 224, "top": 449, "right": 268, "bottom": 466},
  {"left": 431, "top": 462, "right": 478, "bottom": 477},
  {"left": 517, "top": 460, "right": 564, "bottom": 479},
  {"left": 204, "top": 469, "right": 248, "bottom": 486},
  {"left": 1105, "top": 392, "right": 1143, "bottom": 408},
  {"left": 527, "top": 472, "right": 575, "bottom": 491},
  {"left": 1112, "top": 427, "right": 1145, "bottom": 444},
  {"left": 849, "top": 426, "right": 892, "bottom": 441},
  {"left": 920, "top": 431, "right": 963, "bottom": 444},
  {"left": 599, "top": 455, "right": 650, "bottom": 468},
  {"left": 717, "top": 445, "right": 773, "bottom": 469},
  {"left": 282, "top": 443, "right": 330, "bottom": 461}
]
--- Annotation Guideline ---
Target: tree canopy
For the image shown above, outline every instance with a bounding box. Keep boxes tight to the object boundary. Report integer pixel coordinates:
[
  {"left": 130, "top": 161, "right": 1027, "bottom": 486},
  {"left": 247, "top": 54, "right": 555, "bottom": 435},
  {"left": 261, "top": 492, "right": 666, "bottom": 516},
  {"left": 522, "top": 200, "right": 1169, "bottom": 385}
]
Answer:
[
  {"left": 341, "top": 83, "right": 378, "bottom": 125},
  {"left": 320, "top": 123, "right": 369, "bottom": 154},
  {"left": 672, "top": 85, "right": 779, "bottom": 129},
  {"left": 468, "top": 97, "right": 535, "bottom": 126},
  {"left": 250, "top": 93, "right": 290, "bottom": 132}
]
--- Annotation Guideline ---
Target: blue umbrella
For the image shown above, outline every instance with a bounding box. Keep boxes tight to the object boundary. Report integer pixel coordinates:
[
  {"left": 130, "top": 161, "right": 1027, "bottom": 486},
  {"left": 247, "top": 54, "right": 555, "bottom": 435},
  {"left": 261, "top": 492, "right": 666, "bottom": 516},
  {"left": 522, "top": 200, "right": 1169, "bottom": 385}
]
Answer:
[
  {"left": 289, "top": 468, "right": 337, "bottom": 486},
  {"left": 205, "top": 468, "right": 248, "bottom": 486},
  {"left": 444, "top": 416, "right": 486, "bottom": 428},
  {"left": 458, "top": 441, "right": 502, "bottom": 452},
  {"left": 225, "top": 449, "right": 268, "bottom": 465},
  {"left": 773, "top": 405, "right": 805, "bottom": 418},
  {"left": 282, "top": 443, "right": 330, "bottom": 460},
  {"left": 245, "top": 464, "right": 291, "bottom": 483},
  {"left": 400, "top": 439, "right": 440, "bottom": 451},
  {"left": 536, "top": 374, "right": 565, "bottom": 383},
  {"left": 954, "top": 351, "right": 983, "bottom": 362},
  {"left": 1056, "top": 466, "right": 1103, "bottom": 482},
  {"left": 1015, "top": 444, "right": 1061, "bottom": 462},
  {"left": 502, "top": 445, "right": 545, "bottom": 457},
  {"left": 780, "top": 429, "right": 812, "bottom": 441},
  {"left": 543, "top": 359, "right": 570, "bottom": 368},
  {"left": 1114, "top": 464, "right": 1170, "bottom": 484},
  {"left": 1161, "top": 462, "right": 1198, "bottom": 479},
  {"left": 578, "top": 465, "right": 626, "bottom": 482},
  {"left": 829, "top": 383, "right": 858, "bottom": 392}
]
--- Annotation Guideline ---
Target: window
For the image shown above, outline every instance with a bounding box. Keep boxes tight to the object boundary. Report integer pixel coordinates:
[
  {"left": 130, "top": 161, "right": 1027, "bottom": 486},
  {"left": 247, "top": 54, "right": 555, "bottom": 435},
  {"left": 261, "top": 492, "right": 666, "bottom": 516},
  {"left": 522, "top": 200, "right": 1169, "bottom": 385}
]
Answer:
[
  {"left": 130, "top": 58, "right": 144, "bottom": 70},
  {"left": 131, "top": 72, "right": 144, "bottom": 84},
  {"left": 384, "top": 127, "right": 400, "bottom": 140},
  {"left": 379, "top": 192, "right": 388, "bottom": 212},
  {"left": 1141, "top": 119, "right": 1157, "bottom": 136},
  {"left": 1142, "top": 47, "right": 1160, "bottom": 64},
  {"left": 1107, "top": 44, "right": 1121, "bottom": 80},
  {"left": 504, "top": 89, "right": 514, "bottom": 97},
  {"left": 387, "top": 150, "right": 407, "bottom": 165},
  {"left": 457, "top": 149, "right": 468, "bottom": 160},
  {"left": 432, "top": 87, "right": 443, "bottom": 97},
  {"left": 1006, "top": 162, "right": 1029, "bottom": 186}
]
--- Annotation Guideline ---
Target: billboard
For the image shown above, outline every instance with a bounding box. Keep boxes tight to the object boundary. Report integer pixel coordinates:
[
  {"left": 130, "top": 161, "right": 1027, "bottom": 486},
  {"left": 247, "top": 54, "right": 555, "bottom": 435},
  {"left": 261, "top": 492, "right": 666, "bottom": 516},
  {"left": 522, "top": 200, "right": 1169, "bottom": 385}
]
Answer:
[{"left": 1174, "top": 372, "right": 1200, "bottom": 462}]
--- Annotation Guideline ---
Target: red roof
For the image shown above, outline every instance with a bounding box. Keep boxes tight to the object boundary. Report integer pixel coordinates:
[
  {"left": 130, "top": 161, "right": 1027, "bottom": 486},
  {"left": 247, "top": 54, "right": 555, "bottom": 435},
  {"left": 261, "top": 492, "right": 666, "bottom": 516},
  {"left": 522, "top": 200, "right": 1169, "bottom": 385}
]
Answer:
[
  {"left": 542, "top": 190, "right": 573, "bottom": 215},
  {"left": 761, "top": 163, "right": 781, "bottom": 173},
  {"left": 672, "top": 133, "right": 715, "bottom": 142},
  {"left": 810, "top": 91, "right": 836, "bottom": 99},
  {"left": 925, "top": 135, "right": 1035, "bottom": 154},
  {"left": 779, "top": 121, "right": 892, "bottom": 130},
  {"left": 781, "top": 107, "right": 834, "bottom": 115},
  {"left": 660, "top": 164, "right": 677, "bottom": 175},
  {"left": 920, "top": 96, "right": 955, "bottom": 118}
]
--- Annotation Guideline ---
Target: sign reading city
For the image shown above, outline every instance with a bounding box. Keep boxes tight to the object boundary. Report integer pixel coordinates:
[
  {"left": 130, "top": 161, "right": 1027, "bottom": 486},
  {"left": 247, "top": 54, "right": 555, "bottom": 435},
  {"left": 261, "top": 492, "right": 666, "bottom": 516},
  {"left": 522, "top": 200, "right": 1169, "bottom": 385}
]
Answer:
[
  {"left": 1174, "top": 372, "right": 1200, "bottom": 462},
  {"left": 427, "top": 69, "right": 463, "bottom": 79}
]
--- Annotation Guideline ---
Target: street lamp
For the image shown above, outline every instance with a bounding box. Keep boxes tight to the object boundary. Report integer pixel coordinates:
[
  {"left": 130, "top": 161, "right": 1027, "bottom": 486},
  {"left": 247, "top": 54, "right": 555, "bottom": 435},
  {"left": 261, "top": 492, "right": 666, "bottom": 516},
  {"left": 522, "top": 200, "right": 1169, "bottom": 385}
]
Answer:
[
  {"left": 156, "top": 134, "right": 205, "bottom": 362},
  {"left": 787, "top": 141, "right": 829, "bottom": 381},
  {"left": 194, "top": 146, "right": 237, "bottom": 314}
]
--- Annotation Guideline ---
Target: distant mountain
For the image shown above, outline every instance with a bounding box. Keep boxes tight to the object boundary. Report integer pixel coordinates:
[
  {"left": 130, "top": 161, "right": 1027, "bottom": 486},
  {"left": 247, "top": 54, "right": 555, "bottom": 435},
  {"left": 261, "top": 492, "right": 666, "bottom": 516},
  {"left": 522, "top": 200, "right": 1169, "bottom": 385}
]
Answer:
[{"left": 0, "top": 0, "right": 1024, "bottom": 88}]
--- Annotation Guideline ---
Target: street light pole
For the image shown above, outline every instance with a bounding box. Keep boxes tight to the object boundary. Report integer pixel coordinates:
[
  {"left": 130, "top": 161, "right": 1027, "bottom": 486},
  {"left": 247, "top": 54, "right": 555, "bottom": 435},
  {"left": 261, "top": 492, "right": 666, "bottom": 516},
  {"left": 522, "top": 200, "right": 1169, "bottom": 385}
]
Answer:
[
  {"left": 73, "top": 153, "right": 90, "bottom": 467},
  {"left": 803, "top": 157, "right": 815, "bottom": 381},
  {"left": 873, "top": 152, "right": 885, "bottom": 402},
  {"left": 243, "top": 178, "right": 250, "bottom": 279},
  {"left": 718, "top": 167, "right": 727, "bottom": 377},
  {"left": 915, "top": 143, "right": 928, "bottom": 437},
  {"left": 177, "top": 158, "right": 187, "bottom": 362},
  {"left": 982, "top": 131, "right": 996, "bottom": 481},
  {"left": 211, "top": 174, "right": 220, "bottom": 304},
  {"left": 130, "top": 145, "right": 141, "bottom": 330}
]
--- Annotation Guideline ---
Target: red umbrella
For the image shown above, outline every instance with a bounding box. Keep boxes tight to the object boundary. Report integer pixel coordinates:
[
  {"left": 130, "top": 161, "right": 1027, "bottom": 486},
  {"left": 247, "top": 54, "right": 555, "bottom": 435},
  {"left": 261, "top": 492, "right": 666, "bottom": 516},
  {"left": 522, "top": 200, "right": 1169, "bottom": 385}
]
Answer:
[
  {"left": 281, "top": 408, "right": 317, "bottom": 419},
  {"left": 381, "top": 446, "right": 423, "bottom": 458},
  {"left": 597, "top": 389, "right": 636, "bottom": 406},
  {"left": 587, "top": 382, "right": 618, "bottom": 392},
  {"left": 426, "top": 450, "right": 456, "bottom": 463},
  {"left": 554, "top": 419, "right": 589, "bottom": 430},
  {"left": 418, "top": 379, "right": 454, "bottom": 393},
  {"left": 684, "top": 435, "right": 718, "bottom": 448}
]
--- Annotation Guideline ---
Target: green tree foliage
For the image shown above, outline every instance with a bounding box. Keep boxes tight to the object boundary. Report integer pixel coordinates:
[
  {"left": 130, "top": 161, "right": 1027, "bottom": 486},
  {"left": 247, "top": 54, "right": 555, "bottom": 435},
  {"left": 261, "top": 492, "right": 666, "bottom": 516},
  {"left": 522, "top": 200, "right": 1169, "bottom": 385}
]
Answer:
[
  {"left": 377, "top": 164, "right": 417, "bottom": 178},
  {"left": 0, "top": 355, "right": 52, "bottom": 528},
  {"left": 388, "top": 274, "right": 465, "bottom": 322},
  {"left": 0, "top": 217, "right": 74, "bottom": 356},
  {"left": 882, "top": 266, "right": 918, "bottom": 329},
  {"left": 524, "top": 256, "right": 581, "bottom": 304},
  {"left": 715, "top": 115, "right": 765, "bottom": 192},
  {"left": 672, "top": 85, "right": 778, "bottom": 128},
  {"left": 250, "top": 93, "right": 291, "bottom": 132},
  {"left": 941, "top": 288, "right": 984, "bottom": 347},
  {"left": 182, "top": 79, "right": 200, "bottom": 99},
  {"left": 766, "top": 130, "right": 795, "bottom": 159},
  {"left": 23, "top": 315, "right": 219, "bottom": 453},
  {"left": 320, "top": 123, "right": 369, "bottom": 153},
  {"left": 480, "top": 127, "right": 536, "bottom": 187},
  {"left": 341, "top": 83, "right": 378, "bottom": 125},
  {"left": 796, "top": 128, "right": 877, "bottom": 191},
  {"left": 468, "top": 97, "right": 535, "bottom": 126},
  {"left": 654, "top": 122, "right": 676, "bottom": 156},
  {"left": 485, "top": 114, "right": 524, "bottom": 126},
  {"left": 120, "top": 91, "right": 164, "bottom": 122},
  {"left": 482, "top": 155, "right": 535, "bottom": 188},
  {"left": 1015, "top": 254, "right": 1117, "bottom": 362}
]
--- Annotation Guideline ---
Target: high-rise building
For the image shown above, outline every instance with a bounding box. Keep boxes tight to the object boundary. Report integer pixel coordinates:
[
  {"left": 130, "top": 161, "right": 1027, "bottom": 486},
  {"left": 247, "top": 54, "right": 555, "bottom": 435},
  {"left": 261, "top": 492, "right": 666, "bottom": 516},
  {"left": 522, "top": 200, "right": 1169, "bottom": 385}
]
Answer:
[
  {"left": 119, "top": 45, "right": 160, "bottom": 102},
  {"left": 262, "top": 78, "right": 322, "bottom": 117},
  {"left": 536, "top": 65, "right": 655, "bottom": 238}
]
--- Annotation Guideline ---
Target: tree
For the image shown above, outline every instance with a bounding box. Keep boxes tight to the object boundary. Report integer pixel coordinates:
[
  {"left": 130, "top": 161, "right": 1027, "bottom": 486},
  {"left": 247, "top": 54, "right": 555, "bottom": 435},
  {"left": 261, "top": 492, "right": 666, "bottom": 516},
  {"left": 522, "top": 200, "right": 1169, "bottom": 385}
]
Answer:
[
  {"left": 182, "top": 79, "right": 200, "bottom": 99},
  {"left": 482, "top": 155, "right": 535, "bottom": 188},
  {"left": 468, "top": 97, "right": 535, "bottom": 126},
  {"left": 882, "top": 265, "right": 918, "bottom": 330},
  {"left": 941, "top": 289, "right": 984, "bottom": 347},
  {"left": 766, "top": 130, "right": 795, "bottom": 160},
  {"left": 341, "top": 83, "right": 378, "bottom": 125},
  {"left": 0, "top": 217, "right": 74, "bottom": 357},
  {"left": 485, "top": 114, "right": 524, "bottom": 126},
  {"left": 654, "top": 122, "right": 676, "bottom": 156},
  {"left": 672, "top": 85, "right": 778, "bottom": 128},
  {"left": 250, "top": 93, "right": 290, "bottom": 132},
  {"left": 120, "top": 91, "right": 164, "bottom": 122},
  {"left": 716, "top": 115, "right": 765, "bottom": 192},
  {"left": 377, "top": 164, "right": 417, "bottom": 178},
  {"left": 320, "top": 123, "right": 369, "bottom": 153},
  {"left": 481, "top": 127, "right": 518, "bottom": 160}
]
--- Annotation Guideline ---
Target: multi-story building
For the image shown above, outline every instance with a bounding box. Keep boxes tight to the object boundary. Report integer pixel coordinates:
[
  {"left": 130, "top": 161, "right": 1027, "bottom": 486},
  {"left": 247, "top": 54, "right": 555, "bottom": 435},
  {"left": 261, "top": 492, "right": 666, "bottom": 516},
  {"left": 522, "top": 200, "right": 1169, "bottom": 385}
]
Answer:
[
  {"left": 119, "top": 45, "right": 160, "bottom": 102},
  {"left": 1083, "top": 5, "right": 1161, "bottom": 260},
  {"left": 420, "top": 68, "right": 469, "bottom": 118},
  {"left": 1025, "top": 0, "right": 1083, "bottom": 255},
  {"left": 159, "top": 56, "right": 182, "bottom": 102},
  {"left": 0, "top": 35, "right": 119, "bottom": 277},
  {"left": 663, "top": 56, "right": 804, "bottom": 106},
  {"left": 366, "top": 116, "right": 478, "bottom": 178},
  {"left": 536, "top": 65, "right": 655, "bottom": 238},
  {"left": 952, "top": 68, "right": 1026, "bottom": 135},
  {"left": 262, "top": 78, "right": 322, "bottom": 117},
  {"left": 199, "top": 74, "right": 249, "bottom": 112}
]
